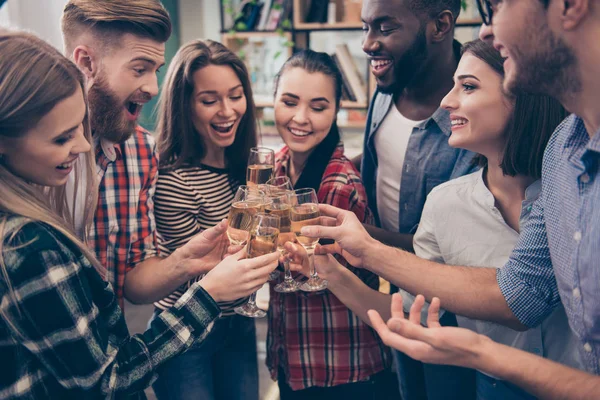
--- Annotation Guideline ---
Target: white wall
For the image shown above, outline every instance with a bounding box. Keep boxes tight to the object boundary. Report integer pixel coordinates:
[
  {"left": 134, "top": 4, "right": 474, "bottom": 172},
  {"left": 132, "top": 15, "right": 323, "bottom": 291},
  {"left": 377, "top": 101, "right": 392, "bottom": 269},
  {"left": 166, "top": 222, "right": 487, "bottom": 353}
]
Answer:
[
  {"left": 178, "top": 0, "right": 221, "bottom": 44},
  {"left": 0, "top": 0, "right": 68, "bottom": 51}
]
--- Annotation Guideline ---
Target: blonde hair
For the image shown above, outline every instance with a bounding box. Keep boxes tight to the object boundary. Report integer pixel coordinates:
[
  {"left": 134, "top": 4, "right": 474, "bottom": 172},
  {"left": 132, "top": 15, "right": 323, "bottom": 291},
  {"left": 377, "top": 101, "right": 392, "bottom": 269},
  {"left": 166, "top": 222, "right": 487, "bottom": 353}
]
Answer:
[
  {"left": 62, "top": 0, "right": 172, "bottom": 56},
  {"left": 0, "top": 32, "right": 104, "bottom": 307}
]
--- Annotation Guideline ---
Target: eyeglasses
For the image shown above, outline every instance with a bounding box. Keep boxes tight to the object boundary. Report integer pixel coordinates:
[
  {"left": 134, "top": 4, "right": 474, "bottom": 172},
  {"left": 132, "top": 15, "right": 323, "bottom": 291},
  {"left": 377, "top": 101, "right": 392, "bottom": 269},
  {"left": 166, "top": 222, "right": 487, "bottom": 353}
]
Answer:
[{"left": 476, "top": 0, "right": 493, "bottom": 25}]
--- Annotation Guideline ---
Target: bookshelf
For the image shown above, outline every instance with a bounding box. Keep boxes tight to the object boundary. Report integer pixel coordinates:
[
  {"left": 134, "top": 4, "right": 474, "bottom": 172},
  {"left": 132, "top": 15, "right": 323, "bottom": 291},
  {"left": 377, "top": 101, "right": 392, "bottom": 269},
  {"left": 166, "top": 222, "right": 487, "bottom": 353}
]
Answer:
[{"left": 220, "top": 0, "right": 483, "bottom": 138}]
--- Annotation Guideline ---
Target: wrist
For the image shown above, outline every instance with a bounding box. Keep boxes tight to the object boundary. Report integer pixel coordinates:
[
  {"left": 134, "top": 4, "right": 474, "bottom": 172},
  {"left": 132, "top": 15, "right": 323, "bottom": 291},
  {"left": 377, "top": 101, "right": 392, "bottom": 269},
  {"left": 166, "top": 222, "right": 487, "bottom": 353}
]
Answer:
[
  {"left": 468, "top": 334, "right": 497, "bottom": 371},
  {"left": 198, "top": 276, "right": 221, "bottom": 303},
  {"left": 170, "top": 247, "right": 196, "bottom": 281}
]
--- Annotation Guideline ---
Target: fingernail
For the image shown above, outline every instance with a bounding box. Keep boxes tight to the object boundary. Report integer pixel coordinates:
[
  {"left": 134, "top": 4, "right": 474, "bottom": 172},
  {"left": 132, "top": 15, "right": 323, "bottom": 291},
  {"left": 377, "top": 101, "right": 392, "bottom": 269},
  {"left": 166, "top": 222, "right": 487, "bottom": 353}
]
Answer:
[{"left": 301, "top": 227, "right": 313, "bottom": 236}]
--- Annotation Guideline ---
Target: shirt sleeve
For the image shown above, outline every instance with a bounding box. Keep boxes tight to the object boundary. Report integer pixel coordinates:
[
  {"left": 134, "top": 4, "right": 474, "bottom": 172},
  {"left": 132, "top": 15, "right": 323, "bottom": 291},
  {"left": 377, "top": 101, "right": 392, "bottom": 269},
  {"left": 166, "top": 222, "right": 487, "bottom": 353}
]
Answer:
[
  {"left": 154, "top": 170, "right": 203, "bottom": 256},
  {"left": 497, "top": 195, "right": 561, "bottom": 328},
  {"left": 321, "top": 181, "right": 378, "bottom": 289},
  {"left": 410, "top": 195, "right": 446, "bottom": 325},
  {"left": 1, "top": 222, "right": 220, "bottom": 397},
  {"left": 127, "top": 142, "right": 159, "bottom": 268}
]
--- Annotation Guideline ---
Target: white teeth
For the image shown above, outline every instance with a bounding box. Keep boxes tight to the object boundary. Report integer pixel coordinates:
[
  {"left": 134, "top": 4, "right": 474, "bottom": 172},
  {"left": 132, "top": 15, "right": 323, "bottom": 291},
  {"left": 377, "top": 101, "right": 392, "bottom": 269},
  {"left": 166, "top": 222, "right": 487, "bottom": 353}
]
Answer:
[
  {"left": 451, "top": 118, "right": 468, "bottom": 126},
  {"left": 57, "top": 161, "right": 74, "bottom": 169},
  {"left": 289, "top": 128, "right": 311, "bottom": 137},
  {"left": 371, "top": 59, "right": 392, "bottom": 68},
  {"left": 213, "top": 122, "right": 235, "bottom": 128}
]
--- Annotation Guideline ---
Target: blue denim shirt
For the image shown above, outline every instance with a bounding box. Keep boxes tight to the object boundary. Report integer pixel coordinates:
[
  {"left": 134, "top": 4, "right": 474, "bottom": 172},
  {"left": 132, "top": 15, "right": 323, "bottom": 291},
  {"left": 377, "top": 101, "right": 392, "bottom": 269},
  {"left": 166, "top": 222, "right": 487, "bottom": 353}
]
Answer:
[
  {"left": 498, "top": 114, "right": 600, "bottom": 374},
  {"left": 361, "top": 90, "right": 476, "bottom": 233}
]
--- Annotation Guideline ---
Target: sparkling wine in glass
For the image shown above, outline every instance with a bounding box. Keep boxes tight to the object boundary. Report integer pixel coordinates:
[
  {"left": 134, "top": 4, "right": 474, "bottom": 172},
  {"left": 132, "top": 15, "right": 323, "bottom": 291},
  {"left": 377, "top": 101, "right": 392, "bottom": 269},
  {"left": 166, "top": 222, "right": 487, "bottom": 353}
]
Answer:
[
  {"left": 265, "top": 176, "right": 293, "bottom": 196},
  {"left": 247, "top": 147, "right": 274, "bottom": 188},
  {"left": 234, "top": 213, "right": 280, "bottom": 318},
  {"left": 266, "top": 192, "right": 300, "bottom": 293},
  {"left": 290, "top": 188, "right": 327, "bottom": 292},
  {"left": 227, "top": 185, "right": 264, "bottom": 246}
]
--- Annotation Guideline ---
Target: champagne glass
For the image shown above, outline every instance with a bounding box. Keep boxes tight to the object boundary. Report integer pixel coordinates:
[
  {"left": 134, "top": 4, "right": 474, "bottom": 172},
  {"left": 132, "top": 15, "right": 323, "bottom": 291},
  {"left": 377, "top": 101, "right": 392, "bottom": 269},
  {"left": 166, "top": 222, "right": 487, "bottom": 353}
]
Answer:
[
  {"left": 227, "top": 185, "right": 265, "bottom": 246},
  {"left": 247, "top": 147, "right": 274, "bottom": 188},
  {"left": 263, "top": 176, "right": 293, "bottom": 282},
  {"left": 266, "top": 192, "right": 300, "bottom": 293},
  {"left": 290, "top": 188, "right": 327, "bottom": 292},
  {"left": 265, "top": 176, "right": 293, "bottom": 196},
  {"left": 234, "top": 213, "right": 280, "bottom": 318}
]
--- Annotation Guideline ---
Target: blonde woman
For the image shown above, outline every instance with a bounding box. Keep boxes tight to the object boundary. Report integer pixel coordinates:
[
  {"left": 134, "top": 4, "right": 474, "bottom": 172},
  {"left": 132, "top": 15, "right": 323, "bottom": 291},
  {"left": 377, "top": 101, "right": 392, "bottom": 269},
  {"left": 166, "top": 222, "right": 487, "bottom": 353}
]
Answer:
[{"left": 0, "top": 31, "right": 277, "bottom": 399}]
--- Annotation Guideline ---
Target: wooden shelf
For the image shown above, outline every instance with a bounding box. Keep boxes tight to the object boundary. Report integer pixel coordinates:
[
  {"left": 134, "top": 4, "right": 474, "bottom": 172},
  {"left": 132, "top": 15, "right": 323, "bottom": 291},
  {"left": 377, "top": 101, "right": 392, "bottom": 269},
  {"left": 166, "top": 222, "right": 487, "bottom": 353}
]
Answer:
[
  {"left": 221, "top": 31, "right": 293, "bottom": 40},
  {"left": 294, "top": 21, "right": 363, "bottom": 31},
  {"left": 341, "top": 100, "right": 368, "bottom": 109},
  {"left": 456, "top": 18, "right": 483, "bottom": 27}
]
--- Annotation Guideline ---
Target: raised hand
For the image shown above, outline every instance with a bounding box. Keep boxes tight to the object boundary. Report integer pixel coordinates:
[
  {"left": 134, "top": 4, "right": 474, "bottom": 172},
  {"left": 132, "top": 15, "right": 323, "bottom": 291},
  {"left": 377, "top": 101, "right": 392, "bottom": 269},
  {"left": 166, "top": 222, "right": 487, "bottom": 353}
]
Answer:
[
  {"left": 176, "top": 219, "right": 231, "bottom": 275},
  {"left": 199, "top": 248, "right": 279, "bottom": 303},
  {"left": 368, "top": 293, "right": 487, "bottom": 370},
  {"left": 299, "top": 204, "right": 376, "bottom": 268}
]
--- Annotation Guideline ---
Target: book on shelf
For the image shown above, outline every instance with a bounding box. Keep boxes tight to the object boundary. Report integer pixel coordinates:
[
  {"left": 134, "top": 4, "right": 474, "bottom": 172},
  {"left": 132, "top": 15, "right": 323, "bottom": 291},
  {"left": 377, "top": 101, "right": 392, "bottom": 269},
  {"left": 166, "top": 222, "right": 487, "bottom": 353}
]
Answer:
[
  {"left": 306, "top": 0, "right": 329, "bottom": 23},
  {"left": 331, "top": 53, "right": 357, "bottom": 102},
  {"left": 265, "top": 0, "right": 284, "bottom": 30},
  {"left": 256, "top": 0, "right": 273, "bottom": 31},
  {"left": 233, "top": 0, "right": 264, "bottom": 31},
  {"left": 334, "top": 44, "right": 367, "bottom": 104}
]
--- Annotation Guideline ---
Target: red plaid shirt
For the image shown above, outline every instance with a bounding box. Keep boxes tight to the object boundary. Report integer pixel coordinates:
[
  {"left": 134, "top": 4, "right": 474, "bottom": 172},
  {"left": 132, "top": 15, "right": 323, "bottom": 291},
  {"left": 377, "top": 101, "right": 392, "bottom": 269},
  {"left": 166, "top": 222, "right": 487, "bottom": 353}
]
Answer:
[
  {"left": 267, "top": 143, "right": 391, "bottom": 390},
  {"left": 89, "top": 126, "right": 158, "bottom": 308}
]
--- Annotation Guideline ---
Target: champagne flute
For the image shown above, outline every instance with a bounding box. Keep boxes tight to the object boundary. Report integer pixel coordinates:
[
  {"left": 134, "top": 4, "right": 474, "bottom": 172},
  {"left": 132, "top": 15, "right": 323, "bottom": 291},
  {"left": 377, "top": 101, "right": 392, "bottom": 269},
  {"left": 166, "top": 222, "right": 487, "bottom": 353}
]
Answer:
[
  {"left": 247, "top": 147, "right": 274, "bottom": 188},
  {"left": 264, "top": 176, "right": 293, "bottom": 281},
  {"left": 290, "top": 188, "right": 327, "bottom": 292},
  {"left": 234, "top": 213, "right": 280, "bottom": 318},
  {"left": 266, "top": 192, "right": 300, "bottom": 293},
  {"left": 227, "top": 185, "right": 265, "bottom": 246}
]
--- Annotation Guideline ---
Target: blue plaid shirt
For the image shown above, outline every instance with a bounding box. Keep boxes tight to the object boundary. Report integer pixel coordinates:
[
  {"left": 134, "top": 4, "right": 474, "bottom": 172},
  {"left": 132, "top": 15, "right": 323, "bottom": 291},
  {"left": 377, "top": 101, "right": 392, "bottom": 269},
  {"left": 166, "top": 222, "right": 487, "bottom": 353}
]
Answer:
[{"left": 498, "top": 114, "right": 600, "bottom": 374}]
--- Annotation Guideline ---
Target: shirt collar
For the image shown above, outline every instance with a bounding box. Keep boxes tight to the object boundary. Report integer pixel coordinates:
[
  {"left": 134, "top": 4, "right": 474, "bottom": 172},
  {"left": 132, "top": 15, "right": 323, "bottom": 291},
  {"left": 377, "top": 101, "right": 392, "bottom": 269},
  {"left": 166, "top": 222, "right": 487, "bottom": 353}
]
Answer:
[
  {"left": 94, "top": 135, "right": 122, "bottom": 162},
  {"left": 474, "top": 168, "right": 541, "bottom": 212}
]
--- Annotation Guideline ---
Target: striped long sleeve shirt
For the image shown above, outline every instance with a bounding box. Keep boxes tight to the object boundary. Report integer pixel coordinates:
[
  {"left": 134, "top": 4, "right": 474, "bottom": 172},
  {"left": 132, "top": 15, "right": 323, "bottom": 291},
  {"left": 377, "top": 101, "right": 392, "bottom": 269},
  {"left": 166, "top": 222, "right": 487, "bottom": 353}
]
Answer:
[{"left": 153, "top": 164, "right": 247, "bottom": 315}]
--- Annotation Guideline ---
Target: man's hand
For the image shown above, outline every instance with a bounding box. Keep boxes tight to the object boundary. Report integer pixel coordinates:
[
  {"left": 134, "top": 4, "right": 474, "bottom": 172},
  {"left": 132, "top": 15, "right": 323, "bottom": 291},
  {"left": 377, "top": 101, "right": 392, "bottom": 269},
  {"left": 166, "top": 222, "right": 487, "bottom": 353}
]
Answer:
[
  {"left": 300, "top": 204, "right": 376, "bottom": 268},
  {"left": 174, "top": 219, "right": 231, "bottom": 276},
  {"left": 368, "top": 293, "right": 487, "bottom": 370},
  {"left": 199, "top": 248, "right": 279, "bottom": 303}
]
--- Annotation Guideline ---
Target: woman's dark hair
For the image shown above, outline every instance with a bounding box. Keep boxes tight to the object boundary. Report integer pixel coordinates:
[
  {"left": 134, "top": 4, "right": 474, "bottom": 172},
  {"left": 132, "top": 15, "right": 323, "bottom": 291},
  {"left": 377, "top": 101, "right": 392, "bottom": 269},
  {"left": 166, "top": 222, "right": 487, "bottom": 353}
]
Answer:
[
  {"left": 273, "top": 49, "right": 342, "bottom": 191},
  {"left": 462, "top": 39, "right": 568, "bottom": 179},
  {"left": 156, "top": 39, "right": 257, "bottom": 183}
]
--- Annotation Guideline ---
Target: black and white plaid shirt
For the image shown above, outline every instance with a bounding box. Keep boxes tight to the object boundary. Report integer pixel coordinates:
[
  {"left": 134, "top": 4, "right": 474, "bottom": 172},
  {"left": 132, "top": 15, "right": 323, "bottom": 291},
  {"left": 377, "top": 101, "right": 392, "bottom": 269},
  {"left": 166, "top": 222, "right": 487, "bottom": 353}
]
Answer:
[{"left": 0, "top": 216, "right": 220, "bottom": 399}]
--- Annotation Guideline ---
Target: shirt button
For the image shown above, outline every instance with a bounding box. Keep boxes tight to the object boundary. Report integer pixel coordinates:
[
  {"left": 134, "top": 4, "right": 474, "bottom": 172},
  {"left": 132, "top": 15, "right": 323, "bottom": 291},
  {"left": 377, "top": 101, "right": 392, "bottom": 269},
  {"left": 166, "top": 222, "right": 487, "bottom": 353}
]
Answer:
[
  {"left": 573, "top": 288, "right": 581, "bottom": 298},
  {"left": 581, "top": 173, "right": 590, "bottom": 183},
  {"left": 573, "top": 231, "right": 582, "bottom": 242},
  {"left": 533, "top": 348, "right": 541, "bottom": 355},
  {"left": 584, "top": 343, "right": 593, "bottom": 353}
]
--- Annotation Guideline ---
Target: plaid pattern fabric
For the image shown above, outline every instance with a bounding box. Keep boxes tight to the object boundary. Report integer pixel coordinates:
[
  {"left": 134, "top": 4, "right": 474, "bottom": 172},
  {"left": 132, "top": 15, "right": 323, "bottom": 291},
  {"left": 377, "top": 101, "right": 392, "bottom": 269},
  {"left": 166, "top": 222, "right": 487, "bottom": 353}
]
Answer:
[
  {"left": 0, "top": 216, "right": 220, "bottom": 399},
  {"left": 267, "top": 144, "right": 391, "bottom": 390},
  {"left": 89, "top": 127, "right": 159, "bottom": 308}
]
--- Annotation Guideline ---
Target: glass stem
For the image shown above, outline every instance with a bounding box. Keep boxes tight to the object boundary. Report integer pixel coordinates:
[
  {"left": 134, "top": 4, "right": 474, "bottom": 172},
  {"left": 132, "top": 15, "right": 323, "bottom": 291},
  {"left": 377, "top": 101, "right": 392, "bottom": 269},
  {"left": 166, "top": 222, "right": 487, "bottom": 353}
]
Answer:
[
  {"left": 248, "top": 291, "right": 257, "bottom": 307},
  {"left": 283, "top": 258, "right": 293, "bottom": 281},
  {"left": 309, "top": 251, "right": 318, "bottom": 279}
]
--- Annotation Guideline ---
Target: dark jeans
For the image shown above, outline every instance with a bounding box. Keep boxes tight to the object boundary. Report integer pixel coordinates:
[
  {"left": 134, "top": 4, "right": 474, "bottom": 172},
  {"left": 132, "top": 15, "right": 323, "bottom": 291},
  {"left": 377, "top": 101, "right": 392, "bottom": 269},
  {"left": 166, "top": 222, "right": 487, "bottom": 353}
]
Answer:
[
  {"left": 278, "top": 369, "right": 400, "bottom": 400},
  {"left": 152, "top": 313, "right": 258, "bottom": 400},
  {"left": 393, "top": 311, "right": 476, "bottom": 400},
  {"left": 476, "top": 372, "right": 536, "bottom": 400}
]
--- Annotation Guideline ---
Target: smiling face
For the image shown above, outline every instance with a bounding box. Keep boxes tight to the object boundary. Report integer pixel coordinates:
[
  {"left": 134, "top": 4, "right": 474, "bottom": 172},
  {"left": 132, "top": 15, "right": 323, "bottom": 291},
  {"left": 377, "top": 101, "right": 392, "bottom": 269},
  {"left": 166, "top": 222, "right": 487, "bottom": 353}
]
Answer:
[
  {"left": 191, "top": 64, "right": 247, "bottom": 155},
  {"left": 441, "top": 53, "right": 513, "bottom": 158},
  {"left": 87, "top": 33, "right": 165, "bottom": 142},
  {"left": 485, "top": 0, "right": 577, "bottom": 98},
  {"left": 2, "top": 87, "right": 91, "bottom": 187},
  {"left": 361, "top": 0, "right": 429, "bottom": 94},
  {"left": 274, "top": 67, "right": 337, "bottom": 157}
]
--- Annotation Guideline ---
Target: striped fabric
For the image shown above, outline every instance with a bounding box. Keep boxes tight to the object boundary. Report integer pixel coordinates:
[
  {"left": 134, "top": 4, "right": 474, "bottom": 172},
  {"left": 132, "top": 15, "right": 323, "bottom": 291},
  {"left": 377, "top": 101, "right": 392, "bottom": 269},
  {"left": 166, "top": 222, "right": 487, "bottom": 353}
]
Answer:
[
  {"left": 0, "top": 216, "right": 220, "bottom": 399},
  {"left": 153, "top": 164, "right": 247, "bottom": 315},
  {"left": 497, "top": 114, "right": 600, "bottom": 374},
  {"left": 89, "top": 127, "right": 158, "bottom": 309},
  {"left": 267, "top": 144, "right": 391, "bottom": 390}
]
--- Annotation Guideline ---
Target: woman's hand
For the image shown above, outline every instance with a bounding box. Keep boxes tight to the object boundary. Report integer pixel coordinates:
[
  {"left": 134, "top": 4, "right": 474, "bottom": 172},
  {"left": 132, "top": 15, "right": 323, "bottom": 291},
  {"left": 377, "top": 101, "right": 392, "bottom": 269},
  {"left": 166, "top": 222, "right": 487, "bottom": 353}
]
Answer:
[{"left": 199, "top": 248, "right": 279, "bottom": 303}]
